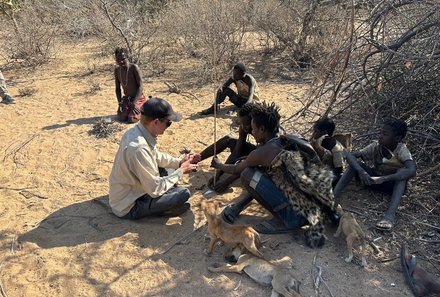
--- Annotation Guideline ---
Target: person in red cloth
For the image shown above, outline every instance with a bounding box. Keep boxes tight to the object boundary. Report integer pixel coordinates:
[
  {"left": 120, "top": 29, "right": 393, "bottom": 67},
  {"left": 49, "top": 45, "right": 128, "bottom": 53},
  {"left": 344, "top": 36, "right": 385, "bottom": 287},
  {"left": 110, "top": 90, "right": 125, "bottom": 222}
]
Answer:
[{"left": 114, "top": 47, "right": 146, "bottom": 123}]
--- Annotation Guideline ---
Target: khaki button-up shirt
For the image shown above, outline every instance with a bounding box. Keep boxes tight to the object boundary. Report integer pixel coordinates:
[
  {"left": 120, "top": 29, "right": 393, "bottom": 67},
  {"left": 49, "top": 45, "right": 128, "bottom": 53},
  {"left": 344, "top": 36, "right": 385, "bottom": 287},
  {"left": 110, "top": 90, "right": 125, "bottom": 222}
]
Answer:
[{"left": 109, "top": 124, "right": 183, "bottom": 217}]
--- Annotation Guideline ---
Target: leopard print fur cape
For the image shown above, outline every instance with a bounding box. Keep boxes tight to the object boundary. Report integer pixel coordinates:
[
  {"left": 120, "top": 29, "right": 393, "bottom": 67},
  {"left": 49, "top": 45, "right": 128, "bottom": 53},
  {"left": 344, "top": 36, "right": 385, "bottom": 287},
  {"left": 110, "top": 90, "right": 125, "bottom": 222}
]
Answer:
[{"left": 268, "top": 149, "right": 335, "bottom": 248}]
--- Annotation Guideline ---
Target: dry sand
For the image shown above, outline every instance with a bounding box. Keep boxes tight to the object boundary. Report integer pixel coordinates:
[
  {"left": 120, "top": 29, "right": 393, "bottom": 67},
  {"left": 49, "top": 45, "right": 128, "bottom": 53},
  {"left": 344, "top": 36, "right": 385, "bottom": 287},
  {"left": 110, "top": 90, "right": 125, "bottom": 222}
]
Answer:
[{"left": 0, "top": 41, "right": 414, "bottom": 296}]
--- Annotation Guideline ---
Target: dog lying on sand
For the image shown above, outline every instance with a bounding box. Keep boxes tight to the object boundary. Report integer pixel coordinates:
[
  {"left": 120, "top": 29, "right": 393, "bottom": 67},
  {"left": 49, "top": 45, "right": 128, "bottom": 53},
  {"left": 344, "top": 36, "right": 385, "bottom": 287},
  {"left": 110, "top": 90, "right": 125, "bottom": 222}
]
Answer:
[
  {"left": 201, "top": 200, "right": 263, "bottom": 257},
  {"left": 334, "top": 205, "right": 368, "bottom": 267},
  {"left": 209, "top": 244, "right": 303, "bottom": 297}
]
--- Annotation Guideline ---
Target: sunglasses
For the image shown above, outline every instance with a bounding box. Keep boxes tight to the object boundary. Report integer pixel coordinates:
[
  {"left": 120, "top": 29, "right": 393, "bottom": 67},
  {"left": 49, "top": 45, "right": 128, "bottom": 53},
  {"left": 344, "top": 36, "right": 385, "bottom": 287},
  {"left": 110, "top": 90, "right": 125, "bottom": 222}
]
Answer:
[{"left": 159, "top": 118, "right": 172, "bottom": 127}]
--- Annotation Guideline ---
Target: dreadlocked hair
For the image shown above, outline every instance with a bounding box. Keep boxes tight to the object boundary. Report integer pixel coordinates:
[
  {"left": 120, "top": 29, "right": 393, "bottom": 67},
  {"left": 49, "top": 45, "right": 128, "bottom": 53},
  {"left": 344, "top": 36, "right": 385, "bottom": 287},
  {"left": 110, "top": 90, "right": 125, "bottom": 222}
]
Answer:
[
  {"left": 238, "top": 102, "right": 258, "bottom": 117},
  {"left": 250, "top": 101, "right": 281, "bottom": 134}
]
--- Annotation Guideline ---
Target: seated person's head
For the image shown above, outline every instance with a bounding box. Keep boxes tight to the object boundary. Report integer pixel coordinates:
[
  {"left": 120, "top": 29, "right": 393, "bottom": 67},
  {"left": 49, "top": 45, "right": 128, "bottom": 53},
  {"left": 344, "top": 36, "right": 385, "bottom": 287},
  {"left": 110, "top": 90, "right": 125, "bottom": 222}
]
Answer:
[
  {"left": 312, "top": 117, "right": 335, "bottom": 139},
  {"left": 238, "top": 103, "right": 257, "bottom": 134},
  {"left": 140, "top": 98, "right": 182, "bottom": 136},
  {"left": 232, "top": 63, "right": 246, "bottom": 80},
  {"left": 380, "top": 118, "right": 407, "bottom": 148},
  {"left": 250, "top": 102, "right": 281, "bottom": 143},
  {"left": 114, "top": 47, "right": 129, "bottom": 66}
]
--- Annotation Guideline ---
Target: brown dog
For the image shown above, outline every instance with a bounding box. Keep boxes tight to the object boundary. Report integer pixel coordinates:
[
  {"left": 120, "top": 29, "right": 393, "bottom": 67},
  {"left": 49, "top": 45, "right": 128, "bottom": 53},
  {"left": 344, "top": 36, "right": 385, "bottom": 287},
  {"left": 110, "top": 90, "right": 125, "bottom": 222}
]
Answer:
[
  {"left": 334, "top": 205, "right": 368, "bottom": 267},
  {"left": 200, "top": 200, "right": 263, "bottom": 258},
  {"left": 209, "top": 244, "right": 302, "bottom": 297}
]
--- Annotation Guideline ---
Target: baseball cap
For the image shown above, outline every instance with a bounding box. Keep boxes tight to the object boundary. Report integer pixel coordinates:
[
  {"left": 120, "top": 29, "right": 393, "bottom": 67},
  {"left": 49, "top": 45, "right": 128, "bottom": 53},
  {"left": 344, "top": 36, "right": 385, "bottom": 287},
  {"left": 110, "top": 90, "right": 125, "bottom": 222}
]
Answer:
[{"left": 141, "top": 97, "right": 182, "bottom": 122}]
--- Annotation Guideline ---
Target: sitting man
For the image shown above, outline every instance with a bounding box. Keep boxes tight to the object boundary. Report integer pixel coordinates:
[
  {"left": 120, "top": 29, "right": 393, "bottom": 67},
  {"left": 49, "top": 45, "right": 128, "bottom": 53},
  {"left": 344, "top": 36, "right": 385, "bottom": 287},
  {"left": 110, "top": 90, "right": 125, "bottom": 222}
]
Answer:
[
  {"left": 199, "top": 63, "right": 259, "bottom": 115},
  {"left": 310, "top": 117, "right": 345, "bottom": 187},
  {"left": 212, "top": 102, "right": 336, "bottom": 248},
  {"left": 334, "top": 118, "right": 416, "bottom": 230},
  {"left": 109, "top": 98, "right": 201, "bottom": 219},
  {"left": 114, "top": 47, "right": 147, "bottom": 123},
  {"left": 199, "top": 103, "right": 258, "bottom": 192},
  {"left": 0, "top": 70, "right": 15, "bottom": 104}
]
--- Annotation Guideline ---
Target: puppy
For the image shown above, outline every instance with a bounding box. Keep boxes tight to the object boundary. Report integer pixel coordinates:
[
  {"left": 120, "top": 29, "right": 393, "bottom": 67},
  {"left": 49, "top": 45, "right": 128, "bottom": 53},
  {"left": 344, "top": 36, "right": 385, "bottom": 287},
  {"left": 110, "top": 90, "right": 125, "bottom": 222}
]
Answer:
[
  {"left": 209, "top": 244, "right": 302, "bottom": 297},
  {"left": 200, "top": 200, "right": 263, "bottom": 258},
  {"left": 333, "top": 205, "right": 368, "bottom": 267}
]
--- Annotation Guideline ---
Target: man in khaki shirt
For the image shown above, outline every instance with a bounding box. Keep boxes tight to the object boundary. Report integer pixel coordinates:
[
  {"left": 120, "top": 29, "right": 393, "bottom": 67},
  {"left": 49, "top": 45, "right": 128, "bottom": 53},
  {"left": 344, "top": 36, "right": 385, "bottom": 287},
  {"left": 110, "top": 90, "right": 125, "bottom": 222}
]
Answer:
[{"left": 109, "top": 97, "right": 201, "bottom": 219}]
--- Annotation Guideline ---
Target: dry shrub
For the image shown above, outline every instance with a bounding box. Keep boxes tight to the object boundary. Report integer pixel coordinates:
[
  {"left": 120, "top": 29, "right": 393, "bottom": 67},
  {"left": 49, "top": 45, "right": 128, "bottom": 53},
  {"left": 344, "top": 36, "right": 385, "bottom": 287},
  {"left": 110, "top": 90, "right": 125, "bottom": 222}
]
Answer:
[
  {"left": 285, "top": 0, "right": 440, "bottom": 166},
  {"left": 162, "top": 0, "right": 248, "bottom": 82},
  {"left": 1, "top": 2, "right": 61, "bottom": 67}
]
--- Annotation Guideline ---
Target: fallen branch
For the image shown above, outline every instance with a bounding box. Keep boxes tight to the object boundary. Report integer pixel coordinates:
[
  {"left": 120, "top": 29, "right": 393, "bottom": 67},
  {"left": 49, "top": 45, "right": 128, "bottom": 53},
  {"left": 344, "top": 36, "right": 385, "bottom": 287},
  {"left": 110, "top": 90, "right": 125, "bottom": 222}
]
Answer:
[{"left": 417, "top": 163, "right": 440, "bottom": 178}]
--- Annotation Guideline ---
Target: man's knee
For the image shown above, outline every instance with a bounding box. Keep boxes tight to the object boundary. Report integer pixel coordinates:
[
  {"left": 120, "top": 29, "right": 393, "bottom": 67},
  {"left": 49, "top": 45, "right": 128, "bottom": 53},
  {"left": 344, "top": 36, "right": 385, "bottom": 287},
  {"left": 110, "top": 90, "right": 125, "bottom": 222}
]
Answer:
[{"left": 175, "top": 187, "right": 191, "bottom": 203}]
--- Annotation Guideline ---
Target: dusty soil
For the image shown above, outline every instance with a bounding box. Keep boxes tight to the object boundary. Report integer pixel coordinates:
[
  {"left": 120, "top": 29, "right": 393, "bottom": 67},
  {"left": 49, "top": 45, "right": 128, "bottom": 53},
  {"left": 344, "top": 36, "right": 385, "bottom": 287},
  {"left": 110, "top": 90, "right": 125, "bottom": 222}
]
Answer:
[{"left": 1, "top": 40, "right": 438, "bottom": 297}]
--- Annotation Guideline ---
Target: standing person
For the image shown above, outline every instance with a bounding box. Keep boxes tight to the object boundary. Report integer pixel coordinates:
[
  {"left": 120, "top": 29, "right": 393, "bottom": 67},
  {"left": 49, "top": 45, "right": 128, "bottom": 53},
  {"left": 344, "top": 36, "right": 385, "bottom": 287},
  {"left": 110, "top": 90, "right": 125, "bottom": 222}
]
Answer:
[
  {"left": 199, "top": 63, "right": 259, "bottom": 116},
  {"left": 199, "top": 103, "right": 258, "bottom": 192},
  {"left": 109, "top": 97, "right": 201, "bottom": 219},
  {"left": 333, "top": 118, "right": 416, "bottom": 230},
  {"left": 114, "top": 47, "right": 146, "bottom": 123},
  {"left": 0, "top": 70, "right": 15, "bottom": 104}
]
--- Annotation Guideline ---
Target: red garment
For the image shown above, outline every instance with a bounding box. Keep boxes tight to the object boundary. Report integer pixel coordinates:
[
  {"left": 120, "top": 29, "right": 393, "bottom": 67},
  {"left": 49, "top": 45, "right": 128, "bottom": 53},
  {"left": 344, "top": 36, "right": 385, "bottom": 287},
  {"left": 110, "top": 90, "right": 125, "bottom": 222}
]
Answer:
[{"left": 117, "top": 95, "right": 147, "bottom": 122}]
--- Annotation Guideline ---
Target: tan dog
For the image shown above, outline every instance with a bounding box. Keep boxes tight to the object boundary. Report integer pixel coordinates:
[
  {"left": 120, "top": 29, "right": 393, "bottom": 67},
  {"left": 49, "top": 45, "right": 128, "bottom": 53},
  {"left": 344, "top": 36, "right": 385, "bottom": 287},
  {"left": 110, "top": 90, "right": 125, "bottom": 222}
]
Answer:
[
  {"left": 334, "top": 205, "right": 368, "bottom": 267},
  {"left": 209, "top": 244, "right": 302, "bottom": 297},
  {"left": 200, "top": 200, "right": 263, "bottom": 257}
]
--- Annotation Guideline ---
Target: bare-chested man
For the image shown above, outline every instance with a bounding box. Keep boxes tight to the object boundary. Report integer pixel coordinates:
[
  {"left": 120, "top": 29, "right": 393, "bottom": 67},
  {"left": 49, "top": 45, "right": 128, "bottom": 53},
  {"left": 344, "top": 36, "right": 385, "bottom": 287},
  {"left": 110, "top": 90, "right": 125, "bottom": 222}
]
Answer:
[{"left": 114, "top": 48, "right": 146, "bottom": 123}]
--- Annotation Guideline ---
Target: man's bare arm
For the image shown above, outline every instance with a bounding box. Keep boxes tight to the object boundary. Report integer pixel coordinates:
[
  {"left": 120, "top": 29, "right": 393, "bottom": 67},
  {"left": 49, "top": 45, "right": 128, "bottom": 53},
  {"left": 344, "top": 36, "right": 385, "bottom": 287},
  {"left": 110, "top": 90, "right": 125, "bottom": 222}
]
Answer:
[
  {"left": 114, "top": 68, "right": 122, "bottom": 103},
  {"left": 212, "top": 143, "right": 277, "bottom": 175},
  {"left": 132, "top": 64, "right": 144, "bottom": 104},
  {"left": 376, "top": 160, "right": 417, "bottom": 183}
]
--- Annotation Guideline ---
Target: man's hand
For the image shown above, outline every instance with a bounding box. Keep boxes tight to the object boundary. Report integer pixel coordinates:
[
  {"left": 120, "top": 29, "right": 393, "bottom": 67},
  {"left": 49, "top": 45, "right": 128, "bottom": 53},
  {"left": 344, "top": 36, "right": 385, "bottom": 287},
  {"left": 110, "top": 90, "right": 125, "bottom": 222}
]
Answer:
[
  {"left": 180, "top": 158, "right": 198, "bottom": 174},
  {"left": 131, "top": 101, "right": 140, "bottom": 114},
  {"left": 358, "top": 170, "right": 374, "bottom": 186},
  {"left": 370, "top": 176, "right": 385, "bottom": 185},
  {"left": 211, "top": 156, "right": 222, "bottom": 169},
  {"left": 182, "top": 153, "right": 201, "bottom": 164}
]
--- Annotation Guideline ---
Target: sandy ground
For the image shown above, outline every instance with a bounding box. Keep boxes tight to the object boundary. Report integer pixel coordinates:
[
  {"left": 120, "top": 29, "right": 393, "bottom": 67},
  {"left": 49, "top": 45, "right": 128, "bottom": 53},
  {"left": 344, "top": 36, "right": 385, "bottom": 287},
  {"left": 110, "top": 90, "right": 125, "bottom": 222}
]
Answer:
[{"left": 0, "top": 41, "right": 416, "bottom": 297}]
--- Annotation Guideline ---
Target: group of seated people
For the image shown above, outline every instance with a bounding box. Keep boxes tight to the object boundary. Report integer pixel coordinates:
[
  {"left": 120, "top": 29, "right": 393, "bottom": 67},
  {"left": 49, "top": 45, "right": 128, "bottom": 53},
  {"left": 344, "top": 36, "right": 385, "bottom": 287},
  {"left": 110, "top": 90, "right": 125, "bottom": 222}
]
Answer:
[
  {"left": 108, "top": 61, "right": 416, "bottom": 238},
  {"left": 110, "top": 48, "right": 436, "bottom": 295}
]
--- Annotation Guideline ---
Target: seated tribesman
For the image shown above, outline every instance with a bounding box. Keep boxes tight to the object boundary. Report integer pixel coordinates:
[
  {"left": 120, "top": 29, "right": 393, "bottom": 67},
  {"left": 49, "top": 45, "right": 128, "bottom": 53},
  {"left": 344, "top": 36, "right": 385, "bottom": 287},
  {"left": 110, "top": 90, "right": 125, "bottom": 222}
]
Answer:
[
  {"left": 109, "top": 98, "right": 201, "bottom": 219},
  {"left": 334, "top": 118, "right": 416, "bottom": 231},
  {"left": 211, "top": 102, "right": 337, "bottom": 248},
  {"left": 199, "top": 63, "right": 259, "bottom": 116},
  {"left": 198, "top": 103, "right": 258, "bottom": 193},
  {"left": 310, "top": 117, "right": 347, "bottom": 187},
  {"left": 114, "top": 47, "right": 147, "bottom": 123}
]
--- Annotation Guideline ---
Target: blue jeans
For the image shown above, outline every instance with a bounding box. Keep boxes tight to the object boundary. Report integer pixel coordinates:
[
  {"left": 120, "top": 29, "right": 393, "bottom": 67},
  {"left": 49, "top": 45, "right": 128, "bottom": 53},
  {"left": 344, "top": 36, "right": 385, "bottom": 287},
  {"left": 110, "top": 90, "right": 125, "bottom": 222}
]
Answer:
[
  {"left": 122, "top": 186, "right": 190, "bottom": 220},
  {"left": 249, "top": 170, "right": 308, "bottom": 229}
]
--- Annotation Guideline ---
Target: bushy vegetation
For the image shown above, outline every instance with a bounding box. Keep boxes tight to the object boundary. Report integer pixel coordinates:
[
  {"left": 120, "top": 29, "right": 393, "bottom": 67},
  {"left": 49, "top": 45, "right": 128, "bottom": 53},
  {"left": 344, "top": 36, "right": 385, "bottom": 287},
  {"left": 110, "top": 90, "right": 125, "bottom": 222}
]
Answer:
[{"left": 1, "top": 0, "right": 438, "bottom": 165}]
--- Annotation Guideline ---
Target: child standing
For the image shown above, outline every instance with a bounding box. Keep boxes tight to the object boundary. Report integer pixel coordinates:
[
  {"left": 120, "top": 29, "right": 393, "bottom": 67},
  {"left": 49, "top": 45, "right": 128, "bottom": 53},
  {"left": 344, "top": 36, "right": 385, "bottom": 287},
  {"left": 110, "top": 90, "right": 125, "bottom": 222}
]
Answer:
[{"left": 334, "top": 118, "right": 416, "bottom": 230}]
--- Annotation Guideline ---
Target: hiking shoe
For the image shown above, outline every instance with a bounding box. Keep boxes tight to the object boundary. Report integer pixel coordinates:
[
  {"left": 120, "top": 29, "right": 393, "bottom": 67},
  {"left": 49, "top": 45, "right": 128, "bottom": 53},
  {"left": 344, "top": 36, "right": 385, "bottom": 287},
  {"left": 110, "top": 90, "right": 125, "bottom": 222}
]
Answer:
[{"left": 1, "top": 95, "right": 15, "bottom": 104}]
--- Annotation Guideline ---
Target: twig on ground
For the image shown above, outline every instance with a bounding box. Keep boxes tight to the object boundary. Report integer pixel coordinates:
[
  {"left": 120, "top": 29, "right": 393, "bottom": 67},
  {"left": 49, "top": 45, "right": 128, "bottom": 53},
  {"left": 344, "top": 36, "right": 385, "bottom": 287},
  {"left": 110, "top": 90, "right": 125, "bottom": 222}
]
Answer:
[
  {"left": 417, "top": 163, "right": 440, "bottom": 178},
  {"left": 311, "top": 252, "right": 335, "bottom": 297},
  {"left": 0, "top": 260, "right": 8, "bottom": 297},
  {"left": 19, "top": 190, "right": 48, "bottom": 199},
  {"left": 3, "top": 133, "right": 38, "bottom": 163},
  {"left": 0, "top": 186, "right": 37, "bottom": 191},
  {"left": 159, "top": 224, "right": 205, "bottom": 255},
  {"left": 417, "top": 238, "right": 440, "bottom": 244},
  {"left": 233, "top": 280, "right": 241, "bottom": 291}
]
